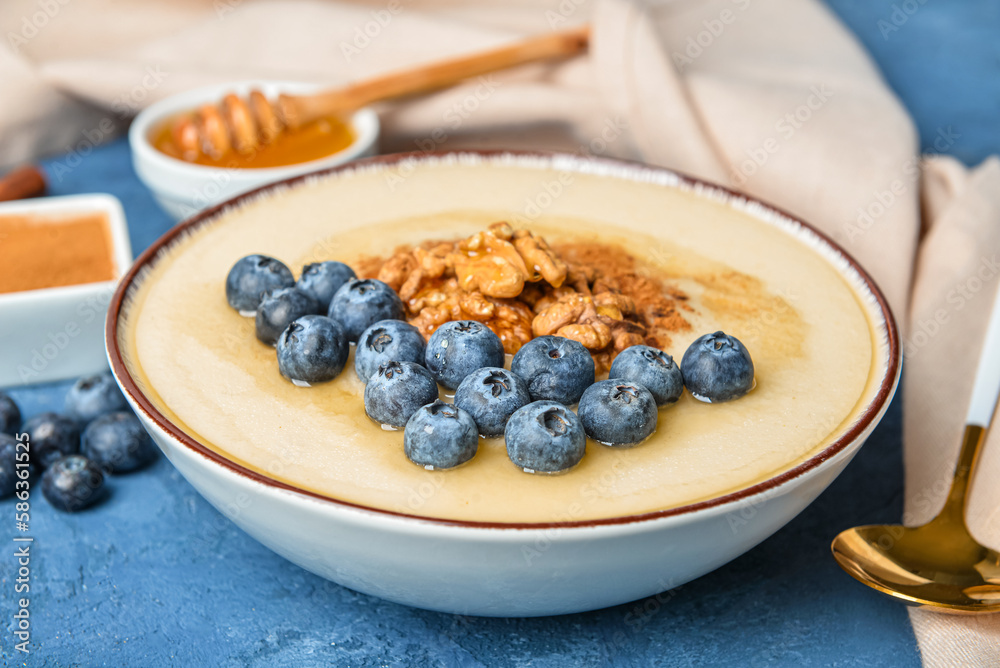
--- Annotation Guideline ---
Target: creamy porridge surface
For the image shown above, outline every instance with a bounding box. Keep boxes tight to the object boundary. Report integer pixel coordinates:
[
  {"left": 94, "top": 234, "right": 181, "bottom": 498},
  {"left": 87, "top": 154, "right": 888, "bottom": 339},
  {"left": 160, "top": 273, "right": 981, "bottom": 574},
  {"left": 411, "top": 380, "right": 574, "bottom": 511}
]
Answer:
[{"left": 120, "top": 163, "right": 878, "bottom": 523}]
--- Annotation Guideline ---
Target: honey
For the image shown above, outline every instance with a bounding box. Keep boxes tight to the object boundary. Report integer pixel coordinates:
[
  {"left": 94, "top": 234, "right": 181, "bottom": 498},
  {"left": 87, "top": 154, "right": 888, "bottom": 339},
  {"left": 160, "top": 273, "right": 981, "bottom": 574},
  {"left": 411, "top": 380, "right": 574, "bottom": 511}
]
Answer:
[
  {"left": 150, "top": 113, "right": 356, "bottom": 169},
  {"left": 0, "top": 212, "right": 115, "bottom": 294}
]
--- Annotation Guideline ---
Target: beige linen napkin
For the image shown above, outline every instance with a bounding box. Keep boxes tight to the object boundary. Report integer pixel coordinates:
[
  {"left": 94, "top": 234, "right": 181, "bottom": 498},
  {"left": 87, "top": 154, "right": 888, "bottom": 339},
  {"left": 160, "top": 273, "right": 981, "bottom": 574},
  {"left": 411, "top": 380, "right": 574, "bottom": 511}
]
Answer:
[
  {"left": 1, "top": 0, "right": 997, "bottom": 661},
  {"left": 906, "top": 155, "right": 1000, "bottom": 666}
]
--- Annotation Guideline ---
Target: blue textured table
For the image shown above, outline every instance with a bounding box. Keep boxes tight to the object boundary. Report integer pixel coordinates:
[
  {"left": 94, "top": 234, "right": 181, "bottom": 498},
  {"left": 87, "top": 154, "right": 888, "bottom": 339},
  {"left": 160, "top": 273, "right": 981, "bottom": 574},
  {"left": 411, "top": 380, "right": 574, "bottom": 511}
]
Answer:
[{"left": 2, "top": 2, "right": 997, "bottom": 665}]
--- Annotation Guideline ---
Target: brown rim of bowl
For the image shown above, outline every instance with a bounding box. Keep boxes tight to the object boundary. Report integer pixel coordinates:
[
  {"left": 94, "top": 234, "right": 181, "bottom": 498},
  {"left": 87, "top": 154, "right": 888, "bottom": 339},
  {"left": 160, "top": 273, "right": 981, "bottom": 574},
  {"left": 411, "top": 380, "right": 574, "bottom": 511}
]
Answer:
[{"left": 106, "top": 149, "right": 901, "bottom": 531}]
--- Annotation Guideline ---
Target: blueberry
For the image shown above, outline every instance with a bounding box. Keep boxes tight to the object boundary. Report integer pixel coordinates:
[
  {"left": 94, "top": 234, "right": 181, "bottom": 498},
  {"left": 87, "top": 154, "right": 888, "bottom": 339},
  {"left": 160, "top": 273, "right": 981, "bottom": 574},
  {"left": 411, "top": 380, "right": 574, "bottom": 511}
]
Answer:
[
  {"left": 355, "top": 320, "right": 427, "bottom": 383},
  {"left": 276, "top": 315, "right": 349, "bottom": 385},
  {"left": 0, "top": 434, "right": 19, "bottom": 498},
  {"left": 577, "top": 380, "right": 658, "bottom": 447},
  {"left": 23, "top": 412, "right": 80, "bottom": 469},
  {"left": 404, "top": 401, "right": 479, "bottom": 470},
  {"left": 505, "top": 401, "right": 586, "bottom": 474},
  {"left": 454, "top": 367, "right": 531, "bottom": 438},
  {"left": 297, "top": 261, "right": 357, "bottom": 310},
  {"left": 64, "top": 372, "right": 128, "bottom": 425},
  {"left": 255, "top": 287, "right": 320, "bottom": 345},
  {"left": 226, "top": 254, "right": 295, "bottom": 315},
  {"left": 81, "top": 412, "right": 158, "bottom": 474},
  {"left": 364, "top": 361, "right": 440, "bottom": 429},
  {"left": 511, "top": 335, "right": 595, "bottom": 405},
  {"left": 328, "top": 278, "right": 405, "bottom": 343},
  {"left": 608, "top": 345, "right": 684, "bottom": 406},
  {"left": 0, "top": 392, "right": 21, "bottom": 435},
  {"left": 680, "top": 331, "right": 755, "bottom": 403},
  {"left": 41, "top": 454, "right": 106, "bottom": 512},
  {"left": 424, "top": 321, "right": 505, "bottom": 390}
]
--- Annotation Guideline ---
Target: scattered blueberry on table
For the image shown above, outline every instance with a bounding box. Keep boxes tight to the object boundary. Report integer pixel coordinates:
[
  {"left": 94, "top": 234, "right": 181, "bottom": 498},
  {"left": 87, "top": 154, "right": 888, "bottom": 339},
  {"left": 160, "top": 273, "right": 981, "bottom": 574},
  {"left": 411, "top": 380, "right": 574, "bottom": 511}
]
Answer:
[
  {"left": 681, "top": 331, "right": 755, "bottom": 403},
  {"left": 23, "top": 412, "right": 80, "bottom": 470},
  {"left": 578, "top": 380, "right": 658, "bottom": 447},
  {"left": 404, "top": 401, "right": 479, "bottom": 470},
  {"left": 0, "top": 392, "right": 22, "bottom": 434},
  {"left": 1, "top": 370, "right": 159, "bottom": 512},
  {"left": 364, "top": 361, "right": 441, "bottom": 429},
  {"left": 81, "top": 412, "right": 158, "bottom": 474},
  {"left": 505, "top": 401, "right": 586, "bottom": 474},
  {"left": 296, "top": 260, "right": 356, "bottom": 310},
  {"left": 355, "top": 319, "right": 427, "bottom": 383},
  {"left": 424, "top": 320, "right": 506, "bottom": 390},
  {"left": 276, "top": 315, "right": 350, "bottom": 385},
  {"left": 225, "top": 254, "right": 295, "bottom": 315},
  {"left": 511, "top": 335, "right": 595, "bottom": 405},
  {"left": 64, "top": 373, "right": 129, "bottom": 424},
  {"left": 0, "top": 433, "right": 19, "bottom": 498},
  {"left": 454, "top": 367, "right": 532, "bottom": 438},
  {"left": 328, "top": 278, "right": 405, "bottom": 342},
  {"left": 41, "top": 454, "right": 106, "bottom": 512},
  {"left": 255, "top": 286, "right": 320, "bottom": 345},
  {"left": 608, "top": 345, "right": 684, "bottom": 406}
]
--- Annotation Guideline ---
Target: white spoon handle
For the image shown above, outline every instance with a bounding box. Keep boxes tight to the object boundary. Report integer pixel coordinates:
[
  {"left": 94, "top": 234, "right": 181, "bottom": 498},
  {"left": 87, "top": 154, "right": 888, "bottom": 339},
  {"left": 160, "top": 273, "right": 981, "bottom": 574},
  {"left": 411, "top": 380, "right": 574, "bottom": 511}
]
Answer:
[{"left": 966, "top": 281, "right": 1000, "bottom": 427}]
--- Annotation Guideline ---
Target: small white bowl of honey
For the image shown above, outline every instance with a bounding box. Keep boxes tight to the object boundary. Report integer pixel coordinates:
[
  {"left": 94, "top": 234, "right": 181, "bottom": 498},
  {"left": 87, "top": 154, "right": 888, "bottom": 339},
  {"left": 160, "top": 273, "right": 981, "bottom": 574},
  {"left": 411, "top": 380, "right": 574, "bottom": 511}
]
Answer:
[{"left": 130, "top": 81, "right": 380, "bottom": 221}]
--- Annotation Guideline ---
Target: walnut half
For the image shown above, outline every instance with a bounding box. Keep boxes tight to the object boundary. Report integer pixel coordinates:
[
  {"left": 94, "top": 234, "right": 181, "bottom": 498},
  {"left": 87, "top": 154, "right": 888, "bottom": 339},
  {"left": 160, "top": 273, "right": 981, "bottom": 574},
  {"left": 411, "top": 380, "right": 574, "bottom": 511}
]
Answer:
[
  {"left": 512, "top": 229, "right": 567, "bottom": 288},
  {"left": 532, "top": 293, "right": 612, "bottom": 350},
  {"left": 451, "top": 226, "right": 529, "bottom": 299}
]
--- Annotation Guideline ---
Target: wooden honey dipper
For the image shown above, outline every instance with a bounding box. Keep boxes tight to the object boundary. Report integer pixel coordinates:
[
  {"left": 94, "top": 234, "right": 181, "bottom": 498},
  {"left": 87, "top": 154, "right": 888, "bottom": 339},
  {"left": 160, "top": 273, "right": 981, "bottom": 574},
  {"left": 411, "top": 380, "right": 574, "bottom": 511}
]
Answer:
[{"left": 171, "top": 24, "right": 591, "bottom": 162}]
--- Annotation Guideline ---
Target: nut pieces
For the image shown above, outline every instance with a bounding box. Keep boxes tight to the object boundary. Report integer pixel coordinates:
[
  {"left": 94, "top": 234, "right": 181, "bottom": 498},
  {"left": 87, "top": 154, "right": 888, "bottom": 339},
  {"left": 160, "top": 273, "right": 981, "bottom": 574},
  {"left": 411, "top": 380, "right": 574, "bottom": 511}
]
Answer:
[{"left": 363, "top": 222, "right": 688, "bottom": 370}]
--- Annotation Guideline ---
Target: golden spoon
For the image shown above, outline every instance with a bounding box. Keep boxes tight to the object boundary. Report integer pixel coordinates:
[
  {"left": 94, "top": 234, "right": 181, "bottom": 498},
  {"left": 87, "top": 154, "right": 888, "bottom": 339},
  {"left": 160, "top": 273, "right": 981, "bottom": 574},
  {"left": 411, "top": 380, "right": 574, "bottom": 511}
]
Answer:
[{"left": 831, "top": 285, "right": 1000, "bottom": 613}]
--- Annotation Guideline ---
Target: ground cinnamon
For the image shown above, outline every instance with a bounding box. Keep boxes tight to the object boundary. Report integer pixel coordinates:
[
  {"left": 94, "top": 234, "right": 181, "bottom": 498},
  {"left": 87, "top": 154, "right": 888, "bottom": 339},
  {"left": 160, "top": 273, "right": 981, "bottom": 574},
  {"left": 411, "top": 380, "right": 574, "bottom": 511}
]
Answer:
[{"left": 0, "top": 212, "right": 115, "bottom": 294}]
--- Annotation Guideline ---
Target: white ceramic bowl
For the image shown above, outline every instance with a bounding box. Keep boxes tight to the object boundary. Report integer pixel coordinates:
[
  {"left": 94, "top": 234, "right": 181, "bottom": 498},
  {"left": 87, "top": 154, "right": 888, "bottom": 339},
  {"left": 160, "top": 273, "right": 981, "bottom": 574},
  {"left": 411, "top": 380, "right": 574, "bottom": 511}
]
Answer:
[
  {"left": 129, "top": 81, "right": 380, "bottom": 221},
  {"left": 0, "top": 194, "right": 132, "bottom": 388},
  {"left": 106, "top": 152, "right": 900, "bottom": 617}
]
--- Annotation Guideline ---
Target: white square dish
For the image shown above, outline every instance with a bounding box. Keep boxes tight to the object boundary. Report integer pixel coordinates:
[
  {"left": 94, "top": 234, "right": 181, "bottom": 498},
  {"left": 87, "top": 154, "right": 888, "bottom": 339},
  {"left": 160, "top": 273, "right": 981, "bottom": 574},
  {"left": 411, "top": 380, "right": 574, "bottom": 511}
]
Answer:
[{"left": 0, "top": 194, "right": 132, "bottom": 388}]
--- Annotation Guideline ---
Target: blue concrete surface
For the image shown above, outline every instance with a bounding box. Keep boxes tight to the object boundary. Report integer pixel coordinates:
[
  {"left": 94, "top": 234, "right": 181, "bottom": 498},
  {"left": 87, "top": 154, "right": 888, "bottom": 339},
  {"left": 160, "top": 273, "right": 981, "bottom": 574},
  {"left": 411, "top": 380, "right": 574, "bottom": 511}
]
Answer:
[
  {"left": 1, "top": 2, "right": 996, "bottom": 664},
  {"left": 825, "top": 0, "right": 1000, "bottom": 167}
]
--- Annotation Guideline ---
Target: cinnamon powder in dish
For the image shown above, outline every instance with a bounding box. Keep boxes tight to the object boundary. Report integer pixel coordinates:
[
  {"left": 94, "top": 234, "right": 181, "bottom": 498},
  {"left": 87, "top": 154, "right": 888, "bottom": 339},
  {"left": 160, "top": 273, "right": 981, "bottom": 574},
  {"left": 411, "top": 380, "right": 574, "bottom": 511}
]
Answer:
[{"left": 0, "top": 212, "right": 115, "bottom": 294}]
